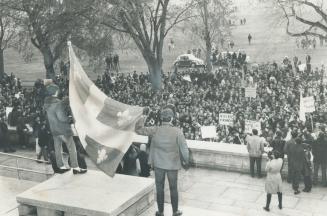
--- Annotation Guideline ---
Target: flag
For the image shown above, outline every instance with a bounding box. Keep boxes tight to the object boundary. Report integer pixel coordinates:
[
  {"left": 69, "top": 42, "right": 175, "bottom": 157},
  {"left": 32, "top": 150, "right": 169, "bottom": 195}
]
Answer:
[{"left": 68, "top": 42, "right": 143, "bottom": 177}]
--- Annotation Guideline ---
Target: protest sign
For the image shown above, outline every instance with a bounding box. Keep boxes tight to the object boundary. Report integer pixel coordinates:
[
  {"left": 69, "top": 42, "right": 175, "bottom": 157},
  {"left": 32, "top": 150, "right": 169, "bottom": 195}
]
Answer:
[
  {"left": 183, "top": 75, "right": 192, "bottom": 82},
  {"left": 6, "top": 107, "right": 13, "bottom": 118},
  {"left": 245, "top": 120, "right": 261, "bottom": 134},
  {"left": 245, "top": 87, "right": 256, "bottom": 98},
  {"left": 302, "top": 96, "right": 315, "bottom": 113},
  {"left": 201, "top": 126, "right": 217, "bottom": 139},
  {"left": 219, "top": 113, "right": 234, "bottom": 126}
]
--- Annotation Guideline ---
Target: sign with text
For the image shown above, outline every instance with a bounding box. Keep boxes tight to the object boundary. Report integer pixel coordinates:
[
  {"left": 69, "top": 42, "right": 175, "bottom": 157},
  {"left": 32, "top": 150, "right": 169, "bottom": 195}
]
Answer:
[
  {"left": 245, "top": 120, "right": 261, "bottom": 134},
  {"left": 201, "top": 126, "right": 217, "bottom": 139},
  {"left": 219, "top": 113, "right": 234, "bottom": 126},
  {"left": 245, "top": 87, "right": 256, "bottom": 98},
  {"left": 5, "top": 107, "right": 13, "bottom": 118},
  {"left": 302, "top": 96, "right": 315, "bottom": 113}
]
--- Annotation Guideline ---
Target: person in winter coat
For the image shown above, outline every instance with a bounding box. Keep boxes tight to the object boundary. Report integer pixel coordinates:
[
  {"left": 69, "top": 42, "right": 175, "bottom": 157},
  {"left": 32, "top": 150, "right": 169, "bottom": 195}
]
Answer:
[
  {"left": 246, "top": 129, "right": 265, "bottom": 178},
  {"left": 263, "top": 151, "right": 283, "bottom": 212},
  {"left": 312, "top": 125, "right": 327, "bottom": 186},
  {"left": 43, "top": 84, "right": 86, "bottom": 174},
  {"left": 135, "top": 107, "right": 189, "bottom": 216}
]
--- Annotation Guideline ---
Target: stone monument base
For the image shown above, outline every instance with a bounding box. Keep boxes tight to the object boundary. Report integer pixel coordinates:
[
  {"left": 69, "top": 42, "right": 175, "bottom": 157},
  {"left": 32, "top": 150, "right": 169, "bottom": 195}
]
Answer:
[{"left": 16, "top": 170, "right": 154, "bottom": 216}]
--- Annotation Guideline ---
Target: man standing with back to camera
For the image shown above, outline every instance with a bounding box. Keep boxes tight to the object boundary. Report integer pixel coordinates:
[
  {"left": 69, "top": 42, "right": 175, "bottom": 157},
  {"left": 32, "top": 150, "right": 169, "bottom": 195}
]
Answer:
[{"left": 135, "top": 107, "right": 190, "bottom": 216}]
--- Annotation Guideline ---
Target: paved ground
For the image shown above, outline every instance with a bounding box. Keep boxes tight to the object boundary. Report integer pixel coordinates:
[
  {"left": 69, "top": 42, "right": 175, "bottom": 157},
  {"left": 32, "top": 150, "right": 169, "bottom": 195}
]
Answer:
[
  {"left": 141, "top": 168, "right": 327, "bottom": 216},
  {"left": 1, "top": 150, "right": 327, "bottom": 216}
]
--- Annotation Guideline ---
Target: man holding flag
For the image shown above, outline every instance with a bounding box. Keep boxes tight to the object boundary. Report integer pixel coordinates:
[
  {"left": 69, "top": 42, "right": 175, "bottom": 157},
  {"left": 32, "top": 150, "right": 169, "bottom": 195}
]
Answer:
[{"left": 135, "top": 107, "right": 190, "bottom": 216}]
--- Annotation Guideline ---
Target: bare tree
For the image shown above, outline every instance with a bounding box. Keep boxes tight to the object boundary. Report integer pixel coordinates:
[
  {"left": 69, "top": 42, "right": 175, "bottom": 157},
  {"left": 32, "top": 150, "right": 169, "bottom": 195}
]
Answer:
[
  {"left": 91, "top": 0, "right": 195, "bottom": 90},
  {"left": 1, "top": 0, "right": 95, "bottom": 79},
  {"left": 191, "top": 0, "right": 234, "bottom": 73},
  {"left": 0, "top": 9, "right": 18, "bottom": 78},
  {"left": 277, "top": 0, "right": 327, "bottom": 39}
]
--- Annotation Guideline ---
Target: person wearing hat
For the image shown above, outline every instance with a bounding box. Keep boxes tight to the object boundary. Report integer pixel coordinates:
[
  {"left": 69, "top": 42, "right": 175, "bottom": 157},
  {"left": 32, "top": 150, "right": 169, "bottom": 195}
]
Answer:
[
  {"left": 135, "top": 107, "right": 190, "bottom": 216},
  {"left": 44, "top": 84, "right": 86, "bottom": 174}
]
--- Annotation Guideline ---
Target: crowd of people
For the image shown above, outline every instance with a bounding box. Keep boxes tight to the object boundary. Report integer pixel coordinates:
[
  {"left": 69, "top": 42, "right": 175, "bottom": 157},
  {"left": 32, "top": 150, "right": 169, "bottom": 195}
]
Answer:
[{"left": 0, "top": 51, "right": 327, "bottom": 178}]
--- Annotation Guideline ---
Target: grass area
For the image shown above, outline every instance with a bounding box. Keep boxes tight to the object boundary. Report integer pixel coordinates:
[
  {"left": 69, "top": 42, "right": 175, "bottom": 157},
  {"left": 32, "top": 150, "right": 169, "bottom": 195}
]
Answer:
[{"left": 3, "top": 0, "right": 327, "bottom": 83}]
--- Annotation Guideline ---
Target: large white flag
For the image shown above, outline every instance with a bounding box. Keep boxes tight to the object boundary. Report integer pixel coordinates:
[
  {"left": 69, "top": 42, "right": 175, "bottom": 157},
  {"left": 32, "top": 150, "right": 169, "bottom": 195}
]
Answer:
[{"left": 68, "top": 42, "right": 143, "bottom": 177}]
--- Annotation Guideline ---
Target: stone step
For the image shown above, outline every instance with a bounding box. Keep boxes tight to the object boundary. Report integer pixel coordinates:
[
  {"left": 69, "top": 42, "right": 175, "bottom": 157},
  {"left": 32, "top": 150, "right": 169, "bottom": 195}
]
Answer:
[
  {"left": 16, "top": 170, "right": 155, "bottom": 216},
  {"left": 140, "top": 203, "right": 237, "bottom": 216}
]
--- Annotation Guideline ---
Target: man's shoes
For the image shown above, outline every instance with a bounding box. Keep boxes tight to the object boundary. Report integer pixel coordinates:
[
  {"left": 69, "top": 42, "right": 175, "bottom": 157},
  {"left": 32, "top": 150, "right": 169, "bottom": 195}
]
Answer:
[
  {"left": 172, "top": 210, "right": 182, "bottom": 216},
  {"left": 294, "top": 190, "right": 300, "bottom": 195},
  {"left": 8, "top": 148, "right": 16, "bottom": 153},
  {"left": 302, "top": 188, "right": 311, "bottom": 193},
  {"left": 278, "top": 204, "right": 282, "bottom": 209},
  {"left": 73, "top": 168, "right": 87, "bottom": 174},
  {"left": 58, "top": 167, "right": 71, "bottom": 174},
  {"left": 155, "top": 211, "right": 164, "bottom": 216},
  {"left": 263, "top": 207, "right": 270, "bottom": 212}
]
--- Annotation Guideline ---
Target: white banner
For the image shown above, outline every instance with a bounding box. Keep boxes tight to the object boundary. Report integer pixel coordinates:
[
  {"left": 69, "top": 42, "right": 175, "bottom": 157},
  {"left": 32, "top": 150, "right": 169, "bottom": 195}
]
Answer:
[
  {"left": 219, "top": 113, "right": 234, "bottom": 126},
  {"left": 245, "top": 120, "right": 261, "bottom": 134},
  {"left": 245, "top": 87, "right": 256, "bottom": 98},
  {"left": 201, "top": 126, "right": 217, "bottom": 139}
]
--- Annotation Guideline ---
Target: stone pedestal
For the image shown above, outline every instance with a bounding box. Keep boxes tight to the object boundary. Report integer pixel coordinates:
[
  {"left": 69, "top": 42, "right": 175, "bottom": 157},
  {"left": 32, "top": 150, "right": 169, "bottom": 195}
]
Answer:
[{"left": 16, "top": 170, "right": 154, "bottom": 216}]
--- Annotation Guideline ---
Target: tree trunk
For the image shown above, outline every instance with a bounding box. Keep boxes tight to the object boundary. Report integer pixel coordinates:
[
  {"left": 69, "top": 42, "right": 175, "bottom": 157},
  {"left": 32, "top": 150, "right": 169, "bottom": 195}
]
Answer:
[
  {"left": 205, "top": 38, "right": 212, "bottom": 73},
  {"left": 41, "top": 47, "right": 56, "bottom": 79},
  {"left": 147, "top": 60, "right": 162, "bottom": 91},
  {"left": 203, "top": 0, "right": 212, "bottom": 73},
  {"left": 0, "top": 49, "right": 4, "bottom": 78}
]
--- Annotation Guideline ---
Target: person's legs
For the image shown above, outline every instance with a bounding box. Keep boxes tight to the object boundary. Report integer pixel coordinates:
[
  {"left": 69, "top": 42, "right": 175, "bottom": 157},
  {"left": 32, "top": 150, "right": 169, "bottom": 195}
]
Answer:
[
  {"left": 154, "top": 168, "right": 166, "bottom": 214},
  {"left": 257, "top": 157, "right": 262, "bottom": 177},
  {"left": 303, "top": 175, "right": 312, "bottom": 191},
  {"left": 263, "top": 193, "right": 271, "bottom": 211},
  {"left": 322, "top": 161, "right": 327, "bottom": 186},
  {"left": 62, "top": 135, "right": 79, "bottom": 168},
  {"left": 167, "top": 170, "right": 179, "bottom": 213},
  {"left": 277, "top": 192, "right": 282, "bottom": 209},
  {"left": 292, "top": 170, "right": 300, "bottom": 193},
  {"left": 250, "top": 157, "right": 255, "bottom": 177},
  {"left": 313, "top": 162, "right": 320, "bottom": 184},
  {"left": 287, "top": 161, "right": 292, "bottom": 183},
  {"left": 53, "top": 136, "right": 65, "bottom": 168}
]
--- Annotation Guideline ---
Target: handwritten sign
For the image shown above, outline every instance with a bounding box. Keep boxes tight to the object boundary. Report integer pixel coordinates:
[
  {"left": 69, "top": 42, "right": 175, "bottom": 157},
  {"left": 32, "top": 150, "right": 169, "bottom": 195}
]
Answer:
[
  {"left": 245, "top": 120, "right": 261, "bottom": 134},
  {"left": 302, "top": 96, "right": 315, "bottom": 113},
  {"left": 245, "top": 87, "right": 256, "bottom": 98},
  {"left": 219, "top": 113, "right": 234, "bottom": 126}
]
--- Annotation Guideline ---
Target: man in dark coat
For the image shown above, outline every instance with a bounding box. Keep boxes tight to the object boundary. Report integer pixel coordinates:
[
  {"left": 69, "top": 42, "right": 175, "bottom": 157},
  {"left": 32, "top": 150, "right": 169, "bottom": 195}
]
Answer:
[
  {"left": 44, "top": 84, "right": 86, "bottom": 174},
  {"left": 284, "top": 130, "right": 298, "bottom": 183},
  {"left": 135, "top": 107, "right": 189, "bottom": 216},
  {"left": 312, "top": 125, "right": 327, "bottom": 186},
  {"left": 287, "top": 137, "right": 306, "bottom": 194},
  {"left": 0, "top": 117, "right": 15, "bottom": 152}
]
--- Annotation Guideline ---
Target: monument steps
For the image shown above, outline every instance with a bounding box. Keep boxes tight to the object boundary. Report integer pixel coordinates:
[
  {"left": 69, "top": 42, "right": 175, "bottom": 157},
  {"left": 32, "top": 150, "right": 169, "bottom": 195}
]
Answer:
[{"left": 140, "top": 203, "right": 238, "bottom": 216}]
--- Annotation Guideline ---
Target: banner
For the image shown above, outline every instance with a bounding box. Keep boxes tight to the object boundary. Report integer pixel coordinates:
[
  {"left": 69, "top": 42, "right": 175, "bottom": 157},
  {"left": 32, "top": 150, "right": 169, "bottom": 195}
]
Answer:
[
  {"left": 69, "top": 42, "right": 143, "bottom": 177},
  {"left": 201, "top": 126, "right": 217, "bottom": 139},
  {"left": 219, "top": 113, "right": 234, "bottom": 126},
  {"left": 245, "top": 87, "right": 256, "bottom": 98},
  {"left": 245, "top": 120, "right": 261, "bottom": 134}
]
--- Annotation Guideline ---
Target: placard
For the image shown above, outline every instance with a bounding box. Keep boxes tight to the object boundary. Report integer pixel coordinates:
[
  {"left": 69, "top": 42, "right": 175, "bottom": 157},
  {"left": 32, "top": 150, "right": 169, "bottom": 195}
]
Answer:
[
  {"left": 219, "top": 113, "right": 234, "bottom": 126},
  {"left": 245, "top": 120, "right": 261, "bottom": 134},
  {"left": 302, "top": 96, "right": 315, "bottom": 113},
  {"left": 201, "top": 126, "right": 217, "bottom": 139},
  {"left": 245, "top": 87, "right": 256, "bottom": 98},
  {"left": 6, "top": 107, "right": 13, "bottom": 118}
]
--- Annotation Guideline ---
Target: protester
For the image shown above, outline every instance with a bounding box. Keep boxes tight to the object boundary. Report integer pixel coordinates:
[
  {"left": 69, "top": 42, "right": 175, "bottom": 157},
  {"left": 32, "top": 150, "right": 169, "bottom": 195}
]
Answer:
[
  {"left": 284, "top": 130, "right": 298, "bottom": 183},
  {"left": 135, "top": 107, "right": 190, "bottom": 216},
  {"left": 43, "top": 83, "right": 87, "bottom": 174},
  {"left": 263, "top": 151, "right": 283, "bottom": 212},
  {"left": 312, "top": 125, "right": 327, "bottom": 186},
  {"left": 286, "top": 137, "right": 306, "bottom": 194},
  {"left": 246, "top": 129, "right": 265, "bottom": 178}
]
